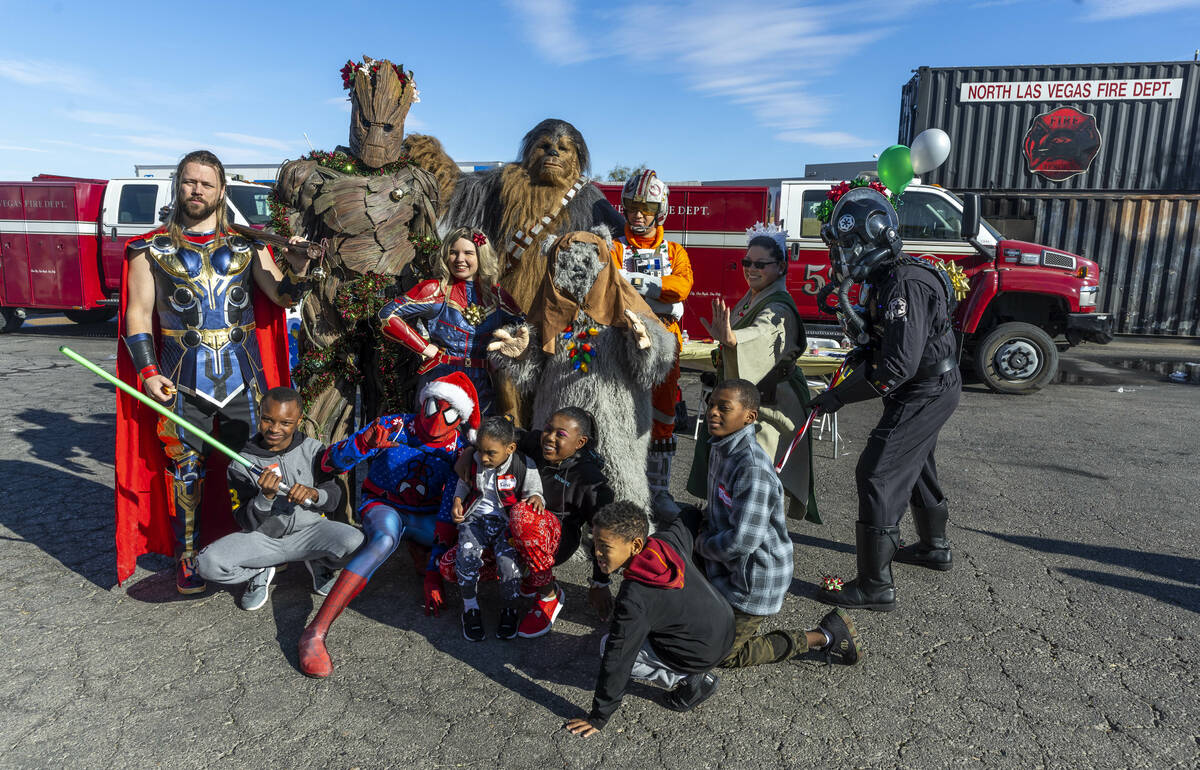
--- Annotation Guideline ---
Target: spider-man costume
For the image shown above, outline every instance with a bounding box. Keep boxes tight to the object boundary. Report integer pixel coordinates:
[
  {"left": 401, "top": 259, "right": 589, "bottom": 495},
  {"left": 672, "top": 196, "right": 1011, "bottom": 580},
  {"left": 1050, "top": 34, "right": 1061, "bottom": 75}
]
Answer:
[{"left": 297, "top": 394, "right": 467, "bottom": 678}]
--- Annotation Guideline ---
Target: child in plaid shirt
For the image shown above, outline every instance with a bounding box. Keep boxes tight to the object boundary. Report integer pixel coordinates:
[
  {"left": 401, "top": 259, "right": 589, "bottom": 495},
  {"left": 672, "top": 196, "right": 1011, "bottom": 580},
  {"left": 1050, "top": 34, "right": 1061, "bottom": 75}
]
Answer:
[{"left": 688, "top": 378, "right": 861, "bottom": 667}]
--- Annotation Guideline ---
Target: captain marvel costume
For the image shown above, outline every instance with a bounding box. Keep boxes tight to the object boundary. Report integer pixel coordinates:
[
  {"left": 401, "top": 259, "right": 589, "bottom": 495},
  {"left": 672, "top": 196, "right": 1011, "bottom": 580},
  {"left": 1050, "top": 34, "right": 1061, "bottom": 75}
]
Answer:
[
  {"left": 114, "top": 227, "right": 290, "bottom": 587},
  {"left": 379, "top": 277, "right": 522, "bottom": 414}
]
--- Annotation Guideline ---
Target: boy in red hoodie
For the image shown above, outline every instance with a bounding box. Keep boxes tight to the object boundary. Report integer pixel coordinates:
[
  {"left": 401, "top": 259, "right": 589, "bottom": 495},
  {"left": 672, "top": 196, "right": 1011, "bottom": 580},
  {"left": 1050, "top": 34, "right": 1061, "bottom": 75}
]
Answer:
[{"left": 565, "top": 501, "right": 735, "bottom": 737}]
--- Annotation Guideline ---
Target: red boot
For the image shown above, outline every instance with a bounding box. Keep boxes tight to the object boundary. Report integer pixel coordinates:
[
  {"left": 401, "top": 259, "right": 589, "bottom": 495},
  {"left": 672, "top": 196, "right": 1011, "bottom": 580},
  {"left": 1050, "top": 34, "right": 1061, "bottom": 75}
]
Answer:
[{"left": 298, "top": 570, "right": 366, "bottom": 678}]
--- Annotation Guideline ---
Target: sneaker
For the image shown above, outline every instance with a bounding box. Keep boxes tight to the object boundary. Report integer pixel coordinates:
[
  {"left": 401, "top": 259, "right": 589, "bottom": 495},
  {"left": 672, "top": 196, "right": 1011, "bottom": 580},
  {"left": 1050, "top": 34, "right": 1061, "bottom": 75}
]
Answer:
[
  {"left": 817, "top": 607, "right": 862, "bottom": 667},
  {"left": 176, "top": 557, "right": 206, "bottom": 595},
  {"left": 305, "top": 561, "right": 337, "bottom": 596},
  {"left": 496, "top": 607, "right": 520, "bottom": 640},
  {"left": 462, "top": 608, "right": 485, "bottom": 642},
  {"left": 517, "top": 587, "right": 566, "bottom": 638},
  {"left": 660, "top": 671, "right": 719, "bottom": 712},
  {"left": 239, "top": 566, "right": 276, "bottom": 611}
]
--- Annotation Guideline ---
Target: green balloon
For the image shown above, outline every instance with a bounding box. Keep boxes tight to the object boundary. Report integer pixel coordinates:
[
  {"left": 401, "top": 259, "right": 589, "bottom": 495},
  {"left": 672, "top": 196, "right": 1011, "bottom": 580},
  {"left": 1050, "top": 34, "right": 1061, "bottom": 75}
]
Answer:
[{"left": 877, "top": 144, "right": 914, "bottom": 194}]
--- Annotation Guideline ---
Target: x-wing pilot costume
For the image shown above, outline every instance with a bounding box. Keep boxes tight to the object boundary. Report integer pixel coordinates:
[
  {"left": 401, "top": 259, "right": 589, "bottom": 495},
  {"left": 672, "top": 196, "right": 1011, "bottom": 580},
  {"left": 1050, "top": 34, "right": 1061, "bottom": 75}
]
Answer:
[
  {"left": 810, "top": 187, "right": 961, "bottom": 613},
  {"left": 116, "top": 228, "right": 293, "bottom": 589},
  {"left": 613, "top": 170, "right": 693, "bottom": 497}
]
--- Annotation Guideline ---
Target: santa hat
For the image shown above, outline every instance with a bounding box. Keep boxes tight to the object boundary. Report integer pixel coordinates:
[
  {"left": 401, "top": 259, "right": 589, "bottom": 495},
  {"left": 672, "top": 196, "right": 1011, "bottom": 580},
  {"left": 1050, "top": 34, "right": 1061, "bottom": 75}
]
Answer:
[{"left": 419, "top": 372, "right": 481, "bottom": 441}]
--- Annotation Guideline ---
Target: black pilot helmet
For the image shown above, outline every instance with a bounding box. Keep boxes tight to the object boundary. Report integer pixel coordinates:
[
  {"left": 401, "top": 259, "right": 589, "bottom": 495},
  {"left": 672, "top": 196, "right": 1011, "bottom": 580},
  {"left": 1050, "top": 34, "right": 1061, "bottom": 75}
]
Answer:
[{"left": 820, "top": 187, "right": 903, "bottom": 282}]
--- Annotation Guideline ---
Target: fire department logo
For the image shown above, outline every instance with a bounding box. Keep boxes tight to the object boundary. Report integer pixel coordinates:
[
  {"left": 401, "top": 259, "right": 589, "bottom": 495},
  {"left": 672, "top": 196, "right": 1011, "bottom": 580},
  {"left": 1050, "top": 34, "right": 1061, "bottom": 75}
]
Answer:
[{"left": 1023, "top": 106, "right": 1102, "bottom": 182}]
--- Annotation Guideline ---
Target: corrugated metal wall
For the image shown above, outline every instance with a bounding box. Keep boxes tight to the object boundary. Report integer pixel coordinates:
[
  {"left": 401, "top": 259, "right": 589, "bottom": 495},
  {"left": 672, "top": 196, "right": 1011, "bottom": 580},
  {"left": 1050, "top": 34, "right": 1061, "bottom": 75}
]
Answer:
[
  {"left": 982, "top": 193, "right": 1200, "bottom": 335},
  {"left": 900, "top": 61, "right": 1200, "bottom": 192}
]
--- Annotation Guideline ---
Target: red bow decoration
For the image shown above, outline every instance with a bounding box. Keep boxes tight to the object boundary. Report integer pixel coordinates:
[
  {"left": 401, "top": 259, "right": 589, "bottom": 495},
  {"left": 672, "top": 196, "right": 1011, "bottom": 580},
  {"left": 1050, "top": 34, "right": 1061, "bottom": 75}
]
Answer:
[{"left": 471, "top": 232, "right": 487, "bottom": 246}]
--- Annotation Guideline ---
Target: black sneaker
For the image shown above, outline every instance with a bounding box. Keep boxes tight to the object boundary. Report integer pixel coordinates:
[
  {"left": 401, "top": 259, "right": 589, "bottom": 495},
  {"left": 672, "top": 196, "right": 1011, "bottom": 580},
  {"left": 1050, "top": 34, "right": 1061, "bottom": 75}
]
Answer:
[
  {"left": 496, "top": 607, "right": 520, "bottom": 640},
  {"left": 660, "top": 671, "right": 719, "bottom": 712},
  {"left": 462, "top": 608, "right": 485, "bottom": 642},
  {"left": 817, "top": 607, "right": 862, "bottom": 667}
]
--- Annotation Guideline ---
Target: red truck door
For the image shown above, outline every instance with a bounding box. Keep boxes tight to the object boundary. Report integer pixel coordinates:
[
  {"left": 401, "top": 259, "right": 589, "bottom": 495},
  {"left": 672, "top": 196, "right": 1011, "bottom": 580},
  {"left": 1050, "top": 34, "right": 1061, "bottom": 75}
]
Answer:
[
  {"left": 0, "top": 182, "right": 106, "bottom": 310},
  {"left": 100, "top": 180, "right": 170, "bottom": 293}
]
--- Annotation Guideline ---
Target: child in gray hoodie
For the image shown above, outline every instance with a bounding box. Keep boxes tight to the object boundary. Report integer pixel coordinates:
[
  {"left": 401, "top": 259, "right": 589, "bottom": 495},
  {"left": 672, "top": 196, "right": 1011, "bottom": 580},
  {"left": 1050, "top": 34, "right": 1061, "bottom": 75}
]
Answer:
[{"left": 195, "top": 387, "right": 363, "bottom": 611}]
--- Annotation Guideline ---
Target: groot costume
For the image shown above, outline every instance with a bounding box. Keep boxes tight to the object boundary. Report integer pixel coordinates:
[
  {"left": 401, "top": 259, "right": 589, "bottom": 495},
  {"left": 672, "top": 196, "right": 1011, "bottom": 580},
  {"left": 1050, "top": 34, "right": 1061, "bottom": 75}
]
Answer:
[{"left": 272, "top": 57, "right": 441, "bottom": 517}]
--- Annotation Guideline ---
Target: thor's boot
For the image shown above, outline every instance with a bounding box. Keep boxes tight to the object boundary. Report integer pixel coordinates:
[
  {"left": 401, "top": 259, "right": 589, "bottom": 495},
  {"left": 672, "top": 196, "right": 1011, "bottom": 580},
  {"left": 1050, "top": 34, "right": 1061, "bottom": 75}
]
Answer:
[
  {"left": 818, "top": 522, "right": 899, "bottom": 612},
  {"left": 298, "top": 570, "right": 366, "bottom": 677},
  {"left": 895, "top": 501, "right": 953, "bottom": 571}
]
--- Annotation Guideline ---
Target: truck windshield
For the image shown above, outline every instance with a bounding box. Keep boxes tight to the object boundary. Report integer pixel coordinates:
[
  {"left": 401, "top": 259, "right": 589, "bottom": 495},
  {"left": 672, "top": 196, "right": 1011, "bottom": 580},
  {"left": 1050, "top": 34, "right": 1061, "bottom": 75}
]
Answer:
[{"left": 227, "top": 185, "right": 273, "bottom": 227}]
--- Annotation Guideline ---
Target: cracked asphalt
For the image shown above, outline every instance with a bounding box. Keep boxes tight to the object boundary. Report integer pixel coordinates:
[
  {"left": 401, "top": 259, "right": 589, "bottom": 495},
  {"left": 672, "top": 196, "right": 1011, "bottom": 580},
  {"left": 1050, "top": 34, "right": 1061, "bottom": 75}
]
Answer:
[{"left": 1, "top": 320, "right": 1197, "bottom": 768}]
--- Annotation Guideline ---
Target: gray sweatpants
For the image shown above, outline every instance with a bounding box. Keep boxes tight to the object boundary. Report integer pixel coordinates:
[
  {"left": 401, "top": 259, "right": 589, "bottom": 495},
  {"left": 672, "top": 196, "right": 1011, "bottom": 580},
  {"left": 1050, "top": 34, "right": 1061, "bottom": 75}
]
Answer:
[
  {"left": 600, "top": 634, "right": 687, "bottom": 690},
  {"left": 195, "top": 520, "right": 363, "bottom": 585}
]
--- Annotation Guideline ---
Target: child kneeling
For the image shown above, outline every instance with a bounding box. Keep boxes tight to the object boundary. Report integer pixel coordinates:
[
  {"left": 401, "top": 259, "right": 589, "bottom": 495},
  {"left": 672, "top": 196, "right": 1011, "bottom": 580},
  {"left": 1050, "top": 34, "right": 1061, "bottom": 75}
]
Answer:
[
  {"left": 689, "top": 378, "right": 861, "bottom": 668},
  {"left": 452, "top": 416, "right": 544, "bottom": 641},
  {"left": 195, "top": 387, "right": 363, "bottom": 611},
  {"left": 565, "top": 501, "right": 735, "bottom": 738}
]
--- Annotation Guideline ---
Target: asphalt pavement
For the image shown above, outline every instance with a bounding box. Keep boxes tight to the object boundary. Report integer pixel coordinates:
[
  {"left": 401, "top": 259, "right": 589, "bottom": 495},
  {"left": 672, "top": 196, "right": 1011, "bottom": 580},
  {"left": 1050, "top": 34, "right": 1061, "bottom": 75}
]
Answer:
[{"left": 0, "top": 319, "right": 1196, "bottom": 768}]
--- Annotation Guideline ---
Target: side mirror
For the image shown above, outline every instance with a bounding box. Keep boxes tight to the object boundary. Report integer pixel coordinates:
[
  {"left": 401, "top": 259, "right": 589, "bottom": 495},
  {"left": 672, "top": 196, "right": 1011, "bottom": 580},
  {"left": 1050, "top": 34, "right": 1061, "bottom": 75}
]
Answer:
[{"left": 961, "top": 193, "right": 980, "bottom": 241}]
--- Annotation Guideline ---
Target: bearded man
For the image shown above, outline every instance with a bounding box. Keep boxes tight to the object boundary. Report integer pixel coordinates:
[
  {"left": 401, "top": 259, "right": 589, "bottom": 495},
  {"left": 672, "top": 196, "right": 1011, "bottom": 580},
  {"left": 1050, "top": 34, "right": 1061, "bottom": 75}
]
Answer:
[{"left": 117, "top": 150, "right": 300, "bottom": 592}]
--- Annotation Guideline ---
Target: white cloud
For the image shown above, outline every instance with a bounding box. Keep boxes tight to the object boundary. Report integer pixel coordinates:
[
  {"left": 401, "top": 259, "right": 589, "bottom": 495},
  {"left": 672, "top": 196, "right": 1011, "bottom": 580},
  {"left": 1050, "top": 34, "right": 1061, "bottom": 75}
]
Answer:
[
  {"left": 0, "top": 59, "right": 97, "bottom": 94},
  {"left": 778, "top": 130, "right": 882, "bottom": 149},
  {"left": 0, "top": 144, "right": 48, "bottom": 152},
  {"left": 214, "top": 132, "right": 297, "bottom": 152},
  {"left": 1082, "top": 0, "right": 1200, "bottom": 20},
  {"left": 503, "top": 0, "right": 595, "bottom": 64},
  {"left": 43, "top": 139, "right": 172, "bottom": 160},
  {"left": 62, "top": 110, "right": 148, "bottom": 131}
]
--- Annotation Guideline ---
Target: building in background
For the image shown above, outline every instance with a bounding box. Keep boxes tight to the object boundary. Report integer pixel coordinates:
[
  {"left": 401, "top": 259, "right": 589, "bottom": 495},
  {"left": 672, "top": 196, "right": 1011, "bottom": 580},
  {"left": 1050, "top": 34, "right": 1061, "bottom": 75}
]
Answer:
[{"left": 900, "top": 60, "right": 1200, "bottom": 336}]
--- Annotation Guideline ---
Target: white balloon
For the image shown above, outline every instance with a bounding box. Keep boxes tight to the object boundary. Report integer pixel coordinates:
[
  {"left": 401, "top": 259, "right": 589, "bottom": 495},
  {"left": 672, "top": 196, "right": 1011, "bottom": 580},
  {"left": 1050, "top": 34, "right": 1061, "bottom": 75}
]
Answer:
[{"left": 910, "top": 128, "right": 952, "bottom": 175}]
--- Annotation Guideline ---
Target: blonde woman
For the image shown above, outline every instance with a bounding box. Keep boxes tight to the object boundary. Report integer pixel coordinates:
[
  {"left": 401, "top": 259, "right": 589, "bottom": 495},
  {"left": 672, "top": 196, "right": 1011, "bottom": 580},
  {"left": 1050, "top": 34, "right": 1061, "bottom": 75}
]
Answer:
[{"left": 380, "top": 226, "right": 522, "bottom": 413}]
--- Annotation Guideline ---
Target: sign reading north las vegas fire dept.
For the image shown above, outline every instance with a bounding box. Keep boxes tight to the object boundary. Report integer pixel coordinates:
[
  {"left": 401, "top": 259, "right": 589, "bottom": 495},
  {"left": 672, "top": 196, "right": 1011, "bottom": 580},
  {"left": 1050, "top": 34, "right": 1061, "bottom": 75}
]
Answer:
[{"left": 960, "top": 78, "right": 1183, "bottom": 102}]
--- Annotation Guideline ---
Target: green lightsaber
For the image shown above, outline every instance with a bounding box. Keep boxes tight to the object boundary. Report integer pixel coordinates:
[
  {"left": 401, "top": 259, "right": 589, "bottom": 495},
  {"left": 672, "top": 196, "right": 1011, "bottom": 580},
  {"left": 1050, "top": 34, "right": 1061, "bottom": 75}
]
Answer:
[{"left": 59, "top": 345, "right": 292, "bottom": 492}]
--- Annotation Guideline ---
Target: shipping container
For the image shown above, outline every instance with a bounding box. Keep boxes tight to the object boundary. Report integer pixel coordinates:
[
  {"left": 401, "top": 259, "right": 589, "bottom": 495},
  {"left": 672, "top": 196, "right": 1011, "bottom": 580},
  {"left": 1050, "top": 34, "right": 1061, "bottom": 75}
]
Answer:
[
  {"left": 980, "top": 192, "right": 1200, "bottom": 336},
  {"left": 899, "top": 61, "right": 1200, "bottom": 193}
]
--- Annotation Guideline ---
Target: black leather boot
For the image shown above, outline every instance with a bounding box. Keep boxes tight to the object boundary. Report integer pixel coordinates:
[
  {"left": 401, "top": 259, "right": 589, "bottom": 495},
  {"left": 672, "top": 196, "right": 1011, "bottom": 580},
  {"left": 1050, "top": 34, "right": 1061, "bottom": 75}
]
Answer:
[
  {"left": 818, "top": 523, "right": 899, "bottom": 612},
  {"left": 895, "top": 501, "right": 953, "bottom": 571}
]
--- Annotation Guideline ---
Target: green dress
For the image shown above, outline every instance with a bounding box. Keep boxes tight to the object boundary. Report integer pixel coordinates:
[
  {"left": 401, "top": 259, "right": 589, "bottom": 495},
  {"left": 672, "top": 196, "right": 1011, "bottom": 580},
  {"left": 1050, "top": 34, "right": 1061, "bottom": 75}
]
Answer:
[{"left": 687, "top": 278, "right": 820, "bottom": 523}]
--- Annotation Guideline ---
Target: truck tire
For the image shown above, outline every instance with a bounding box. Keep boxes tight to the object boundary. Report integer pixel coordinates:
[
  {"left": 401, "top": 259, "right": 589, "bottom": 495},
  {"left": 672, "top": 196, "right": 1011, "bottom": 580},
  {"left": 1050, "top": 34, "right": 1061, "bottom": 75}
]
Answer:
[
  {"left": 0, "top": 307, "right": 26, "bottom": 334},
  {"left": 64, "top": 308, "right": 118, "bottom": 324},
  {"left": 973, "top": 322, "right": 1058, "bottom": 394}
]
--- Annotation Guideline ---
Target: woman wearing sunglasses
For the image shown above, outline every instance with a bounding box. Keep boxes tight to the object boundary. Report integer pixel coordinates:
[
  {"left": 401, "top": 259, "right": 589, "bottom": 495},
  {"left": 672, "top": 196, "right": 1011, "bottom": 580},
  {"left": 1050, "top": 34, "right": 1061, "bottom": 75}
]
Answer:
[{"left": 688, "top": 225, "right": 819, "bottom": 524}]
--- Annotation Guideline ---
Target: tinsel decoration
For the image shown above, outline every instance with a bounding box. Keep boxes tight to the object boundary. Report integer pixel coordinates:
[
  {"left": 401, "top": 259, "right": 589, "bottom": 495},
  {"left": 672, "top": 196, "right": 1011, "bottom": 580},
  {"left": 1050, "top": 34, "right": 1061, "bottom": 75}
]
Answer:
[
  {"left": 816, "top": 179, "right": 901, "bottom": 224},
  {"left": 334, "top": 272, "right": 392, "bottom": 323},
  {"left": 821, "top": 575, "right": 845, "bottom": 592}
]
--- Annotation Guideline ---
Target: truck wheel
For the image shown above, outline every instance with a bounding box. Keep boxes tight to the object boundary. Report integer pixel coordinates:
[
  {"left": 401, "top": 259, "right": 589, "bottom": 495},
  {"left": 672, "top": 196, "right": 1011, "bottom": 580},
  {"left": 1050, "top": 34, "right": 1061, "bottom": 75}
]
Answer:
[
  {"left": 973, "top": 322, "right": 1058, "bottom": 394},
  {"left": 0, "top": 307, "right": 26, "bottom": 334},
  {"left": 64, "top": 308, "right": 118, "bottom": 324}
]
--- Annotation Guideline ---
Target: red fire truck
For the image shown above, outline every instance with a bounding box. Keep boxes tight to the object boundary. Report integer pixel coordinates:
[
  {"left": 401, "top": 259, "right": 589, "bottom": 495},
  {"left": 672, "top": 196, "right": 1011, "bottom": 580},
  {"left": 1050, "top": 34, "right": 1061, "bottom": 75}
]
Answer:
[
  {"left": 599, "top": 180, "right": 1112, "bottom": 393},
  {"left": 0, "top": 175, "right": 272, "bottom": 333}
]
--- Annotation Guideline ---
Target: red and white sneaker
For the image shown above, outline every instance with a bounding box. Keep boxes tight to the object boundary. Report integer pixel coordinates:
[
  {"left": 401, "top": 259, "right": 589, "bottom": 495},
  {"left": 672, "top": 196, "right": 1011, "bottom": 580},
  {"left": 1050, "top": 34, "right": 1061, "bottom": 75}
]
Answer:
[{"left": 517, "top": 587, "right": 565, "bottom": 638}]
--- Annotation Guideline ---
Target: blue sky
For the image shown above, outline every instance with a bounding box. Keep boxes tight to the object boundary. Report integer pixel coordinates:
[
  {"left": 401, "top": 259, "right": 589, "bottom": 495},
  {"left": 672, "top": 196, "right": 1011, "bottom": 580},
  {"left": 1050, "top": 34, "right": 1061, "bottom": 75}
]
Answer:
[{"left": 1, "top": 0, "right": 1198, "bottom": 183}]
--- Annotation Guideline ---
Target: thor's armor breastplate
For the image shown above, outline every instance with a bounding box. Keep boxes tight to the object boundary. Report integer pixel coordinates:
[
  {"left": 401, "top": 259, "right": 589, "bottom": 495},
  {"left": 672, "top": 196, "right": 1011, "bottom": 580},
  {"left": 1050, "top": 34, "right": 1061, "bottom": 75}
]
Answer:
[
  {"left": 134, "top": 231, "right": 267, "bottom": 408},
  {"left": 618, "top": 236, "right": 683, "bottom": 321}
]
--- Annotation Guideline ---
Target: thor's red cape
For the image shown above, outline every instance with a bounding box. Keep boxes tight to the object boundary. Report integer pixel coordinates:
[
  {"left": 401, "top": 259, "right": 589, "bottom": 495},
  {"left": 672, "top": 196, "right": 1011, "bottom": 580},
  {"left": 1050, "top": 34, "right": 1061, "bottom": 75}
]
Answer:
[{"left": 114, "top": 228, "right": 290, "bottom": 585}]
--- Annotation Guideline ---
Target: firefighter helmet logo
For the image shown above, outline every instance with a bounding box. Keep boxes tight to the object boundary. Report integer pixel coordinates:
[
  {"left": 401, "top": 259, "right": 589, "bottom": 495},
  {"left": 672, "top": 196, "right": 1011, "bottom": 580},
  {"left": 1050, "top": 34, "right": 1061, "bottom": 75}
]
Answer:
[
  {"left": 1023, "top": 107, "right": 1102, "bottom": 182},
  {"left": 837, "top": 214, "right": 855, "bottom": 232}
]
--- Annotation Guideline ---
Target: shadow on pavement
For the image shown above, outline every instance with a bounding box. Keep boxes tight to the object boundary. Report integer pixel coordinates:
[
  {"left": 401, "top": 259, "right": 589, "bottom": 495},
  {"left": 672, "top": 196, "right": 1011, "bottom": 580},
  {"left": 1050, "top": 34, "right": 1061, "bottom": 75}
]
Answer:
[
  {"left": 12, "top": 407, "right": 115, "bottom": 475},
  {"left": 0, "top": 458, "right": 117, "bottom": 589},
  {"left": 789, "top": 530, "right": 855, "bottom": 556},
  {"left": 970, "top": 528, "right": 1200, "bottom": 587},
  {"left": 347, "top": 563, "right": 600, "bottom": 718},
  {"left": 1058, "top": 568, "right": 1199, "bottom": 614}
]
